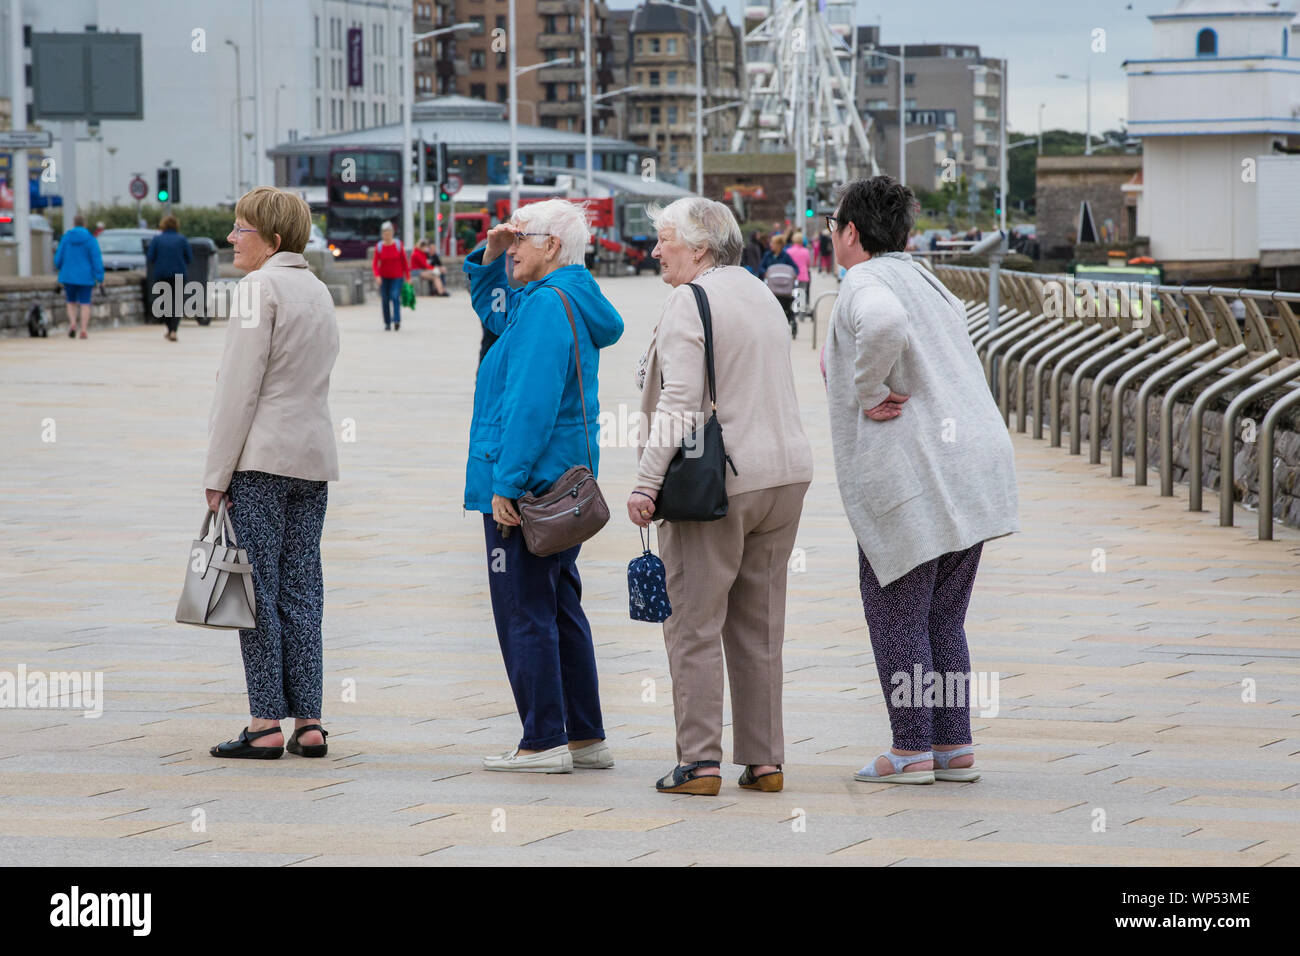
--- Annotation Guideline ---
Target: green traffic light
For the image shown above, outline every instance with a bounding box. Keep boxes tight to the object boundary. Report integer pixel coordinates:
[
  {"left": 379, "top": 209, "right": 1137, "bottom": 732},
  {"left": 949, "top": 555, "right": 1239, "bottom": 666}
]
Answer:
[
  {"left": 158, "top": 191, "right": 169, "bottom": 202},
  {"left": 805, "top": 208, "right": 814, "bottom": 217}
]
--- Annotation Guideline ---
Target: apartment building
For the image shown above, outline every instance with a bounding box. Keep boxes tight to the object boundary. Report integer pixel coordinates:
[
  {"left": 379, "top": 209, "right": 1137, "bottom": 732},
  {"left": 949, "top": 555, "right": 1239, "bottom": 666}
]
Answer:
[
  {"left": 625, "top": 0, "right": 743, "bottom": 181},
  {"left": 856, "top": 26, "right": 1005, "bottom": 195},
  {"left": 415, "top": 0, "right": 617, "bottom": 136}
]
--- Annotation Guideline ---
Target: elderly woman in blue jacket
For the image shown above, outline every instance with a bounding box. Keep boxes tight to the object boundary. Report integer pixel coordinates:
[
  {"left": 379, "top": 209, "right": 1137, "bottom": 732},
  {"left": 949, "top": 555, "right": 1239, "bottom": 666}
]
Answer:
[{"left": 463, "top": 199, "right": 624, "bottom": 774}]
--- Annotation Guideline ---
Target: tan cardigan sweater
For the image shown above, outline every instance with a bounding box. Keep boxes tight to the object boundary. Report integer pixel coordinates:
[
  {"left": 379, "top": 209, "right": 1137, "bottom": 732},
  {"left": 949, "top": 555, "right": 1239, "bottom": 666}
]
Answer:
[
  {"left": 636, "top": 265, "right": 813, "bottom": 496},
  {"left": 204, "top": 252, "right": 340, "bottom": 492}
]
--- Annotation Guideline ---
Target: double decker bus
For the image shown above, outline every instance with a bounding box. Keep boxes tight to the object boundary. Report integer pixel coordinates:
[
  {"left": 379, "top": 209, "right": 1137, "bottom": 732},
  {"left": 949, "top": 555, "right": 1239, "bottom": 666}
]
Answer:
[{"left": 325, "top": 147, "right": 402, "bottom": 259}]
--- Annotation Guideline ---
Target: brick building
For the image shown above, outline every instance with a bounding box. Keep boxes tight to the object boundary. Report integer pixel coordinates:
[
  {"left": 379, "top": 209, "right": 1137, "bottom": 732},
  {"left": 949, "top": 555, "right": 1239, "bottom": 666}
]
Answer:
[
  {"left": 1035, "top": 154, "right": 1143, "bottom": 260},
  {"left": 416, "top": 0, "right": 618, "bottom": 136},
  {"left": 626, "top": 0, "right": 742, "bottom": 182}
]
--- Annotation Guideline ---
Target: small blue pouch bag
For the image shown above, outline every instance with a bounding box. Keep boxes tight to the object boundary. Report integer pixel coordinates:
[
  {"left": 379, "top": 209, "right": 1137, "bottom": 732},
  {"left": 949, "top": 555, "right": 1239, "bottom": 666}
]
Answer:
[{"left": 628, "top": 527, "right": 671, "bottom": 623}]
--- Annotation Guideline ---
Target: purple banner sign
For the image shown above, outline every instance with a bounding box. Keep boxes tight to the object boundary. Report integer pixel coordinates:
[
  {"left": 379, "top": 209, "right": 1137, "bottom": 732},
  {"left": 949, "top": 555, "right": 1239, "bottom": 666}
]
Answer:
[{"left": 348, "top": 28, "right": 364, "bottom": 87}]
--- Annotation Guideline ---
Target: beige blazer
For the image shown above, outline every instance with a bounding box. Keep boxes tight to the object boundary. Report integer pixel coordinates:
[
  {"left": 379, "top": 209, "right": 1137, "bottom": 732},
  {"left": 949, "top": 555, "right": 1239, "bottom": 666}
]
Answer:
[
  {"left": 204, "top": 251, "right": 340, "bottom": 492},
  {"left": 636, "top": 265, "right": 813, "bottom": 497}
]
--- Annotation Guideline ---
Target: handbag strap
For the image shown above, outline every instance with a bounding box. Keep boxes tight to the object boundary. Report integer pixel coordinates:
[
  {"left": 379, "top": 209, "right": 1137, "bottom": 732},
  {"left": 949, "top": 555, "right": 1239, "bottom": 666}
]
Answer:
[
  {"left": 199, "top": 500, "right": 239, "bottom": 548},
  {"left": 686, "top": 283, "right": 718, "bottom": 411},
  {"left": 552, "top": 287, "right": 594, "bottom": 474}
]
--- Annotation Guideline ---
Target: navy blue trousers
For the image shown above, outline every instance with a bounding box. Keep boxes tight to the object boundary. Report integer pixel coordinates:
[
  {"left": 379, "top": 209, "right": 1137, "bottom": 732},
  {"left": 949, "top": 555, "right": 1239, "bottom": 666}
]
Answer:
[
  {"left": 858, "top": 541, "right": 983, "bottom": 751},
  {"left": 482, "top": 515, "right": 605, "bottom": 751}
]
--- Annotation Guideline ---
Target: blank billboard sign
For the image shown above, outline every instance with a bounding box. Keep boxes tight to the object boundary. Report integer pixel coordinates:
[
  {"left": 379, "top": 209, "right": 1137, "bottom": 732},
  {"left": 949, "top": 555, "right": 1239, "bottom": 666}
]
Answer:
[{"left": 30, "top": 33, "right": 143, "bottom": 120}]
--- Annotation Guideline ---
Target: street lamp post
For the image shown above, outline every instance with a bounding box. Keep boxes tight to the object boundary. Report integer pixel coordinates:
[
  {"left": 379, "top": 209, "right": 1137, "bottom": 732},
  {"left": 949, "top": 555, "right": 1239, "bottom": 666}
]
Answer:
[
  {"left": 584, "top": 0, "right": 594, "bottom": 196},
  {"left": 225, "top": 40, "right": 243, "bottom": 194},
  {"left": 1056, "top": 71, "right": 1092, "bottom": 155},
  {"left": 509, "top": 55, "right": 575, "bottom": 214},
  {"left": 406, "top": 21, "right": 480, "bottom": 249},
  {"left": 865, "top": 43, "right": 906, "bottom": 187},
  {"left": 1038, "top": 101, "right": 1046, "bottom": 156}
]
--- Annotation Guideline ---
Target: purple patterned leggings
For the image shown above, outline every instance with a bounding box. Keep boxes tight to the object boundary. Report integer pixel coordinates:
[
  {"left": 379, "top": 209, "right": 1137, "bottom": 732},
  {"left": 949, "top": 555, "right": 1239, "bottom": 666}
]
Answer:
[{"left": 858, "top": 542, "right": 983, "bottom": 751}]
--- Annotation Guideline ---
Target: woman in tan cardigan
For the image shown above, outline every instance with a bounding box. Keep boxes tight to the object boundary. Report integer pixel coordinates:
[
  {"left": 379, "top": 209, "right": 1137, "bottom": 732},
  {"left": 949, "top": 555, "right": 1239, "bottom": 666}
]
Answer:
[
  {"left": 203, "top": 187, "right": 340, "bottom": 760},
  {"left": 628, "top": 197, "right": 813, "bottom": 795}
]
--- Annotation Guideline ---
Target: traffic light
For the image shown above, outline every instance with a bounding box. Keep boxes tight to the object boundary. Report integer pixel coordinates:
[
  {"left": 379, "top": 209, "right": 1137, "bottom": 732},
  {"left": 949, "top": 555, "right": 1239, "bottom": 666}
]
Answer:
[
  {"left": 805, "top": 196, "right": 816, "bottom": 219},
  {"left": 439, "top": 182, "right": 451, "bottom": 202},
  {"left": 994, "top": 189, "right": 1002, "bottom": 218},
  {"left": 156, "top": 167, "right": 180, "bottom": 204},
  {"left": 423, "top": 142, "right": 447, "bottom": 183}
]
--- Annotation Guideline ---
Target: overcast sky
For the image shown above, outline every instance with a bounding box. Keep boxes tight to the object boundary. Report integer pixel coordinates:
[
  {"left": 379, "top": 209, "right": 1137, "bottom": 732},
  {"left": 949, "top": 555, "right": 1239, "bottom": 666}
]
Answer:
[{"left": 606, "top": 0, "right": 1247, "bottom": 135}]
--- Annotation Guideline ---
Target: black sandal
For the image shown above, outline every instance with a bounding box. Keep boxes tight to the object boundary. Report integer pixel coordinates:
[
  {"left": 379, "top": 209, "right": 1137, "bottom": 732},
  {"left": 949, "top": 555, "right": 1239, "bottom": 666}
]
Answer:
[
  {"left": 210, "top": 725, "right": 284, "bottom": 759},
  {"left": 286, "top": 724, "right": 329, "bottom": 757},
  {"left": 738, "top": 764, "right": 784, "bottom": 792},
  {"left": 655, "top": 760, "right": 721, "bottom": 795}
]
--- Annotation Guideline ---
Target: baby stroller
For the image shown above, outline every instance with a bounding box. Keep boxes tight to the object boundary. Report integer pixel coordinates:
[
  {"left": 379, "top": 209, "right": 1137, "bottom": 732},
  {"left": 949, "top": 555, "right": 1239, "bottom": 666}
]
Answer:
[{"left": 764, "top": 263, "right": 799, "bottom": 339}]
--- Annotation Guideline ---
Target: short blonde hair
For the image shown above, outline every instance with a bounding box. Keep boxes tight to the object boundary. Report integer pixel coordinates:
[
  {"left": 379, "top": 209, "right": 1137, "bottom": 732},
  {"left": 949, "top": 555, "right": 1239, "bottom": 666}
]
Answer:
[
  {"left": 234, "top": 186, "right": 312, "bottom": 254},
  {"left": 792, "top": 230, "right": 804, "bottom": 244},
  {"left": 647, "top": 197, "right": 742, "bottom": 266}
]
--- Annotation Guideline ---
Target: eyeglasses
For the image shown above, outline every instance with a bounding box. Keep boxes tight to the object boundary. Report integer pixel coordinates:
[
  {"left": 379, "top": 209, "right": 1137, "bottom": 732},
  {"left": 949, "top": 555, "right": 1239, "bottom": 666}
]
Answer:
[
  {"left": 231, "top": 223, "right": 258, "bottom": 237},
  {"left": 824, "top": 215, "right": 839, "bottom": 231},
  {"left": 510, "top": 232, "right": 552, "bottom": 246}
]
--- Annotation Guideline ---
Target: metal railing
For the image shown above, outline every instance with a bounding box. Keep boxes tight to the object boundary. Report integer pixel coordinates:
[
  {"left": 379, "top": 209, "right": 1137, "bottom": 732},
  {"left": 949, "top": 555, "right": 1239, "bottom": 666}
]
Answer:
[{"left": 932, "top": 264, "right": 1300, "bottom": 540}]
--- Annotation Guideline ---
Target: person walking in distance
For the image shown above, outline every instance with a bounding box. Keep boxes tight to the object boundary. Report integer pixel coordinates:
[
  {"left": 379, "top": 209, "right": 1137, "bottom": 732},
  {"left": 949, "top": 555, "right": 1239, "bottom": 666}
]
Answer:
[
  {"left": 372, "top": 221, "right": 410, "bottom": 330},
  {"left": 54, "top": 215, "right": 104, "bottom": 339},
  {"left": 147, "top": 214, "right": 193, "bottom": 342}
]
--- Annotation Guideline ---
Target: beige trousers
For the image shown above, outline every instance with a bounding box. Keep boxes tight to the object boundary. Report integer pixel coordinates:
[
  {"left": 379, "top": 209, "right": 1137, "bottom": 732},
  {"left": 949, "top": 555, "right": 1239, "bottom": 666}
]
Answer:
[{"left": 658, "top": 481, "right": 809, "bottom": 766}]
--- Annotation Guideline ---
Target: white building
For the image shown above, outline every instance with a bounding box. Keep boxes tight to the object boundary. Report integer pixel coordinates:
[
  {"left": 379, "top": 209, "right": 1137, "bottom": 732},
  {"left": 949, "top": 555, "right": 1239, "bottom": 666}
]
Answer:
[
  {"left": 0, "top": 0, "right": 411, "bottom": 209},
  {"left": 1125, "top": 0, "right": 1300, "bottom": 279}
]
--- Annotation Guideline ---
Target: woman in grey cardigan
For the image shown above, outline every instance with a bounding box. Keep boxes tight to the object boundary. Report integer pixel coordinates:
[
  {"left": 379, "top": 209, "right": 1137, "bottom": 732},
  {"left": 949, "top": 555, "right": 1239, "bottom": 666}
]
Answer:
[
  {"left": 628, "top": 197, "right": 813, "bottom": 795},
  {"left": 823, "top": 177, "right": 1019, "bottom": 785}
]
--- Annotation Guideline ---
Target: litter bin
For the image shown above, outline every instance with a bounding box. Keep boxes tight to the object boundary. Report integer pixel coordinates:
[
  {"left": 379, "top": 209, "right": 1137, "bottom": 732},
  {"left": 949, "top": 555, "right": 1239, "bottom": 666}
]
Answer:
[{"left": 188, "top": 238, "right": 217, "bottom": 325}]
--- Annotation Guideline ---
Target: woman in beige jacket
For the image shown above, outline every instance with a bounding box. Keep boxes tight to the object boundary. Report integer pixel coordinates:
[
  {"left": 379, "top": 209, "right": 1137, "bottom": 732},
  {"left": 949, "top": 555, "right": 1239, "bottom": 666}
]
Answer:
[
  {"left": 203, "top": 187, "right": 340, "bottom": 760},
  {"left": 628, "top": 197, "right": 813, "bottom": 795}
]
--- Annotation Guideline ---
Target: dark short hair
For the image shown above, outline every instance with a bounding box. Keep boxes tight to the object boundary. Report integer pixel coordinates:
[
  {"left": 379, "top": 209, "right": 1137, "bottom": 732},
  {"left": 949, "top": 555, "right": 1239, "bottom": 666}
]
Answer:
[
  {"left": 73, "top": 214, "right": 86, "bottom": 228},
  {"left": 159, "top": 215, "right": 179, "bottom": 231},
  {"left": 834, "top": 176, "right": 917, "bottom": 255}
]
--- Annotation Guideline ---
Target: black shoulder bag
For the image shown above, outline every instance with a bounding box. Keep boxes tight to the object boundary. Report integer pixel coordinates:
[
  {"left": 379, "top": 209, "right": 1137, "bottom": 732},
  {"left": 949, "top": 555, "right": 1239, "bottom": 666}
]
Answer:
[{"left": 654, "top": 282, "right": 737, "bottom": 522}]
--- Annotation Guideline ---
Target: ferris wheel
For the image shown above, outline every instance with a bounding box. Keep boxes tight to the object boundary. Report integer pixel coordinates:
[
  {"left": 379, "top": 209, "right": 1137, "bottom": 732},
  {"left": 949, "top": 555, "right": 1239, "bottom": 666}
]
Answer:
[{"left": 731, "top": 0, "right": 878, "bottom": 189}]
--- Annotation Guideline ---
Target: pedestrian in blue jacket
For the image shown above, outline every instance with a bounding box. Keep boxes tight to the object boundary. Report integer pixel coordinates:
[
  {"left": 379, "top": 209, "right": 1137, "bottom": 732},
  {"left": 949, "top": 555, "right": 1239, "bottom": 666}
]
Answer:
[
  {"left": 463, "top": 198, "right": 624, "bottom": 775},
  {"left": 54, "top": 215, "right": 104, "bottom": 339},
  {"left": 146, "top": 214, "right": 192, "bottom": 341}
]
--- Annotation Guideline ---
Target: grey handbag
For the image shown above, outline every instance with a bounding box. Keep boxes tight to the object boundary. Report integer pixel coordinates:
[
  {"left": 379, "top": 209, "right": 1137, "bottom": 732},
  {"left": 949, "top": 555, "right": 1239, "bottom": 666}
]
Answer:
[{"left": 175, "top": 502, "right": 257, "bottom": 630}]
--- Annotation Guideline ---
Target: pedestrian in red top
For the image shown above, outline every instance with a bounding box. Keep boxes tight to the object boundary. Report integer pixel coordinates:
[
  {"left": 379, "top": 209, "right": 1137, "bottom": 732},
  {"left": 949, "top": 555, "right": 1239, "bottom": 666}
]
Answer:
[{"left": 372, "top": 221, "right": 410, "bottom": 330}]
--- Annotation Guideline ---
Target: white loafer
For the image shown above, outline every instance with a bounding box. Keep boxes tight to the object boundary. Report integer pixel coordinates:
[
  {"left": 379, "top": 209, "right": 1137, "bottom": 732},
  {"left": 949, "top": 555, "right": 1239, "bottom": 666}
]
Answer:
[
  {"left": 483, "top": 745, "right": 573, "bottom": 773},
  {"left": 569, "top": 740, "right": 614, "bottom": 769}
]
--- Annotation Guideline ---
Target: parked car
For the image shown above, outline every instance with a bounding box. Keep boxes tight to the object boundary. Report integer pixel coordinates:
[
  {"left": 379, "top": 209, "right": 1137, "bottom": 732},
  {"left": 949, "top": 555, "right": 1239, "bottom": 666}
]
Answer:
[{"left": 95, "top": 228, "right": 159, "bottom": 271}]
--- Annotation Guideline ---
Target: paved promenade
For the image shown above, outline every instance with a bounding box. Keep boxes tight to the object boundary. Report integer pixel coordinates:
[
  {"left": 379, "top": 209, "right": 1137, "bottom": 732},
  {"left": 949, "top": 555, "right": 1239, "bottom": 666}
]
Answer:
[{"left": 1, "top": 272, "right": 1297, "bottom": 866}]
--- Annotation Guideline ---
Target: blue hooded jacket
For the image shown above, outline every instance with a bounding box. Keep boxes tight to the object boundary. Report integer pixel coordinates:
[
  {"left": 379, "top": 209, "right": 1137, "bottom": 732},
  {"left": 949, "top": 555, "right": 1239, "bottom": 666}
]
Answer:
[
  {"left": 54, "top": 227, "right": 104, "bottom": 287},
  {"left": 463, "top": 248, "right": 624, "bottom": 513}
]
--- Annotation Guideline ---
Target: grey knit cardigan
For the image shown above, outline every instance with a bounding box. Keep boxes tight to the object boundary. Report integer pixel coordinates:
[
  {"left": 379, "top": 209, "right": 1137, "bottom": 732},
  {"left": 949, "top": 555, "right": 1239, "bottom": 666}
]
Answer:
[{"left": 824, "top": 252, "right": 1019, "bottom": 586}]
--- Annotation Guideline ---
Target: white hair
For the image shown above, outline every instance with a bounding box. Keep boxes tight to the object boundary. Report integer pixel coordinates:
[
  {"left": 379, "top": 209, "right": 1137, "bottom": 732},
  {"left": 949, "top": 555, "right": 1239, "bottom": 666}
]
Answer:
[
  {"left": 380, "top": 221, "right": 394, "bottom": 233},
  {"left": 647, "top": 197, "right": 743, "bottom": 266},
  {"left": 513, "top": 199, "right": 591, "bottom": 266}
]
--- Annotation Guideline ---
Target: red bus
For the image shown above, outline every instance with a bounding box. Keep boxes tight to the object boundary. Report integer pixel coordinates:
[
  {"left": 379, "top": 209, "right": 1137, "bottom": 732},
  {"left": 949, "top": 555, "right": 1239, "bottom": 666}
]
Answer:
[{"left": 325, "top": 147, "right": 402, "bottom": 259}]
